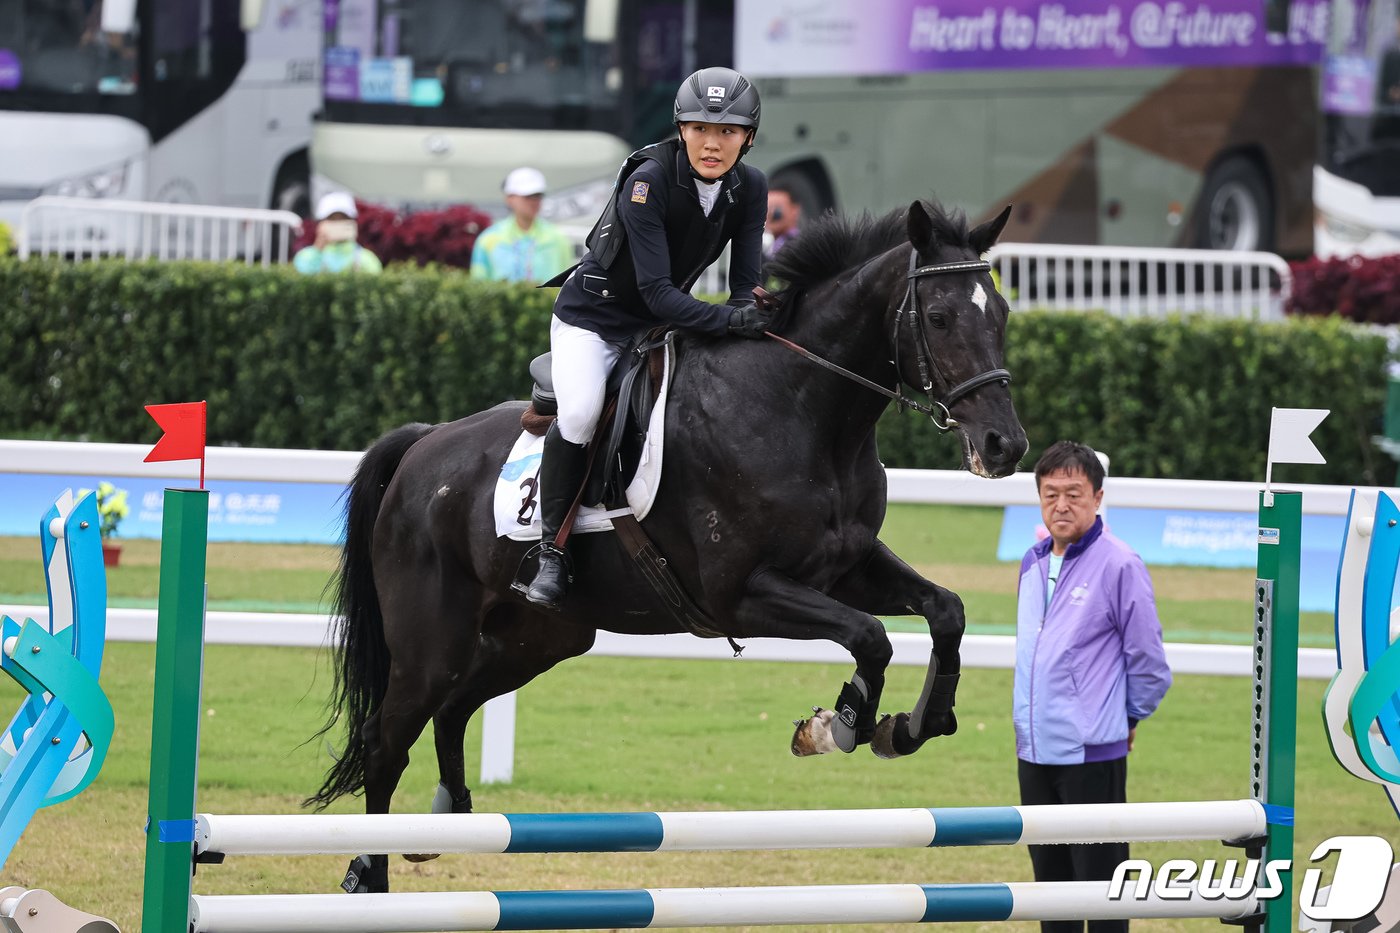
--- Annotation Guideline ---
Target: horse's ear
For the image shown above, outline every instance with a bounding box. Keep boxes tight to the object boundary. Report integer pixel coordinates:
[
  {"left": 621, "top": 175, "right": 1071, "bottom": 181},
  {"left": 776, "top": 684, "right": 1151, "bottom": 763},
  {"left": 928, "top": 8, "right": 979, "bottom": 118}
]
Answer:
[
  {"left": 907, "top": 201, "right": 934, "bottom": 252},
  {"left": 969, "top": 205, "right": 1013, "bottom": 255}
]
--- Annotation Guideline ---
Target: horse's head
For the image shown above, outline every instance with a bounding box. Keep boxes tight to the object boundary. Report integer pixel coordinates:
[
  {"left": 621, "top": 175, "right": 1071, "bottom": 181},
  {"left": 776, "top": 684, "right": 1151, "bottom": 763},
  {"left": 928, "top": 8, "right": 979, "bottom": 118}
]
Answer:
[{"left": 895, "top": 201, "right": 1029, "bottom": 478}]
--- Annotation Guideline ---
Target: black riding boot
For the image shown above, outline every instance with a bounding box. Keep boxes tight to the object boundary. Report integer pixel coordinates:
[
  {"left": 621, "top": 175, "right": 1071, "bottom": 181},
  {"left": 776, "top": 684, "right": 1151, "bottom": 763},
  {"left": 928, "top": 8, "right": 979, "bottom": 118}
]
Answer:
[{"left": 525, "top": 423, "right": 589, "bottom": 609}]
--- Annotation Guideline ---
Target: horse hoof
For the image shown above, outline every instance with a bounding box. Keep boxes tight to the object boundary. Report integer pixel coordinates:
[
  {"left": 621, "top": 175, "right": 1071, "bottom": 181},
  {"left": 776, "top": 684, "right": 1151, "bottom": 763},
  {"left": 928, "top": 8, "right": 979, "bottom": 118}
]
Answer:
[
  {"left": 402, "top": 853, "right": 440, "bottom": 863},
  {"left": 340, "top": 855, "right": 387, "bottom": 894},
  {"left": 790, "top": 708, "right": 839, "bottom": 756},
  {"left": 937, "top": 709, "right": 959, "bottom": 737},
  {"left": 870, "top": 714, "right": 904, "bottom": 760}
]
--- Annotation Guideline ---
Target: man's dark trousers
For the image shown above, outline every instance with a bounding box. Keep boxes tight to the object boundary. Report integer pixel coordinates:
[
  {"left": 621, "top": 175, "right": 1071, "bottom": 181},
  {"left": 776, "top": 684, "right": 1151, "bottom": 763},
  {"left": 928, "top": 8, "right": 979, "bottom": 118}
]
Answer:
[{"left": 1017, "top": 756, "right": 1129, "bottom": 933}]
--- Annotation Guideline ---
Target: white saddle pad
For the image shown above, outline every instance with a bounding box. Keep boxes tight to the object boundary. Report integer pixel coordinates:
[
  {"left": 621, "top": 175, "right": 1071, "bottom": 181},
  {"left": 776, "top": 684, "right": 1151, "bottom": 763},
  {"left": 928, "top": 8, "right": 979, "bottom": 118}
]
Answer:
[{"left": 494, "top": 341, "right": 672, "bottom": 541}]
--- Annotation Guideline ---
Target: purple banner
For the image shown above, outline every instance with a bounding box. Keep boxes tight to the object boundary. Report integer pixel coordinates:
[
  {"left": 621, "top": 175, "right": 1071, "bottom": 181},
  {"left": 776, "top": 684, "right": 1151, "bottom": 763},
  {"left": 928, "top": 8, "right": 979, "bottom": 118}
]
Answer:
[
  {"left": 324, "top": 45, "right": 359, "bottom": 101},
  {"left": 0, "top": 49, "right": 20, "bottom": 90},
  {"left": 382, "top": 13, "right": 400, "bottom": 57},
  {"left": 737, "top": 0, "right": 1328, "bottom": 75},
  {"left": 1323, "top": 54, "right": 1377, "bottom": 115}
]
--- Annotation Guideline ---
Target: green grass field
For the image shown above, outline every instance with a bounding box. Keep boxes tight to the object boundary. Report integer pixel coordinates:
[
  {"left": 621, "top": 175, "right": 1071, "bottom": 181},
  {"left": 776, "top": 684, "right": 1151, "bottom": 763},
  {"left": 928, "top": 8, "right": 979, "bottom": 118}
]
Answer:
[{"left": 0, "top": 503, "right": 1393, "bottom": 932}]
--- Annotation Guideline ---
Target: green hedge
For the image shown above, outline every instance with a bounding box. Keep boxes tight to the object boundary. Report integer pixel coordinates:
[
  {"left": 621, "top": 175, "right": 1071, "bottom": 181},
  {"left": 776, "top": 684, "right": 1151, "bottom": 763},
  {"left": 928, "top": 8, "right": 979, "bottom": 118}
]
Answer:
[
  {"left": 2, "top": 258, "right": 552, "bottom": 450},
  {"left": 877, "top": 313, "right": 1392, "bottom": 486},
  {"left": 2, "top": 258, "right": 1391, "bottom": 485}
]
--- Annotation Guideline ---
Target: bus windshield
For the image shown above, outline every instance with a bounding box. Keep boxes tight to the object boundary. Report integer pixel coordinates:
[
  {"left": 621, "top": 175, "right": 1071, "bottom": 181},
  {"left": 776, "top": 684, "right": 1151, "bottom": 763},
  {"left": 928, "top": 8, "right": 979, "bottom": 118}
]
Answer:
[
  {"left": 0, "top": 0, "right": 137, "bottom": 98},
  {"left": 321, "top": 0, "right": 622, "bottom": 131},
  {"left": 1322, "top": 0, "right": 1400, "bottom": 195}
]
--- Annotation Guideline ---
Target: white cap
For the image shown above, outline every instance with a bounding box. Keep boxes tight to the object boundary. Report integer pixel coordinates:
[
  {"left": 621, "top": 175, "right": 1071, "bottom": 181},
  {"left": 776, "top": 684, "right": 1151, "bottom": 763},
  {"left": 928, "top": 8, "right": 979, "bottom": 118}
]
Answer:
[
  {"left": 315, "top": 191, "right": 358, "bottom": 220},
  {"left": 502, "top": 167, "right": 547, "bottom": 197}
]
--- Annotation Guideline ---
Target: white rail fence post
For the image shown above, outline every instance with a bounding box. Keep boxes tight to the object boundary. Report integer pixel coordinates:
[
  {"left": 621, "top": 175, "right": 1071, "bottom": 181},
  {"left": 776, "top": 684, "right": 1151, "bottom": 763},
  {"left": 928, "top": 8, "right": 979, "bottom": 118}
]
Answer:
[
  {"left": 987, "top": 242, "right": 1292, "bottom": 320},
  {"left": 18, "top": 196, "right": 303, "bottom": 265}
]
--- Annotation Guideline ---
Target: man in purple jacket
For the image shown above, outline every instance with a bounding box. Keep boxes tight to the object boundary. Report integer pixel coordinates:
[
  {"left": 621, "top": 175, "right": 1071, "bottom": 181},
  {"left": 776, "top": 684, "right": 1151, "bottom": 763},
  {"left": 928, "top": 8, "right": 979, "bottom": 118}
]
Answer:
[{"left": 1013, "top": 441, "right": 1172, "bottom": 933}]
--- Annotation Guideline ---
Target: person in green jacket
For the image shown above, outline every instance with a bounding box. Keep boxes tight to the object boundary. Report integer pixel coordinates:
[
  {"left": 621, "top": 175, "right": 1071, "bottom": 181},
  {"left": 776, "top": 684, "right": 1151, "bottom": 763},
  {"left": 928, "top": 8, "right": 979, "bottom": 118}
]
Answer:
[
  {"left": 293, "top": 192, "right": 383, "bottom": 275},
  {"left": 470, "top": 167, "right": 574, "bottom": 283}
]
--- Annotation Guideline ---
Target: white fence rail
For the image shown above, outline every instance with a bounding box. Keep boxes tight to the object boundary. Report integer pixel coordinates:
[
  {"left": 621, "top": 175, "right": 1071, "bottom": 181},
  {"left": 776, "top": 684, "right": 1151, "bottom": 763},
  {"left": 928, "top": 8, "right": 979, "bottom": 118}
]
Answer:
[
  {"left": 0, "top": 439, "right": 1377, "bottom": 517},
  {"left": 18, "top": 197, "right": 303, "bottom": 266},
  {"left": 987, "top": 242, "right": 1291, "bottom": 319},
  {"left": 0, "top": 605, "right": 1340, "bottom": 789}
]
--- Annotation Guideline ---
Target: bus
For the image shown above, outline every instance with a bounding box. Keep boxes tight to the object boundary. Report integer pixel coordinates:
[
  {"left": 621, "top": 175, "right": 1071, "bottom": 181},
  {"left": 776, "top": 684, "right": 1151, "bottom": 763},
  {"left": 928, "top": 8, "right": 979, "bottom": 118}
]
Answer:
[
  {"left": 0, "top": 0, "right": 320, "bottom": 238},
  {"left": 309, "top": 0, "right": 1325, "bottom": 254},
  {"left": 1315, "top": 0, "right": 1400, "bottom": 256}
]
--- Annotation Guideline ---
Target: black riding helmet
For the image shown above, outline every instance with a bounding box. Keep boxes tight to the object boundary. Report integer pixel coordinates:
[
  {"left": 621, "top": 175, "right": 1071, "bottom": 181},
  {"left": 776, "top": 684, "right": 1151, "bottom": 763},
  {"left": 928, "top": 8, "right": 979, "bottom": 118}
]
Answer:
[{"left": 673, "top": 67, "right": 761, "bottom": 155}]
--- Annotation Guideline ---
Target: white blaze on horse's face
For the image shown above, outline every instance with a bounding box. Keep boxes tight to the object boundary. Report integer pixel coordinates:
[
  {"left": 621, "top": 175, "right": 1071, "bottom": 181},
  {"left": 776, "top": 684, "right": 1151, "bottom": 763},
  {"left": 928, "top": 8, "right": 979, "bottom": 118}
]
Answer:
[{"left": 971, "top": 282, "right": 988, "bottom": 313}]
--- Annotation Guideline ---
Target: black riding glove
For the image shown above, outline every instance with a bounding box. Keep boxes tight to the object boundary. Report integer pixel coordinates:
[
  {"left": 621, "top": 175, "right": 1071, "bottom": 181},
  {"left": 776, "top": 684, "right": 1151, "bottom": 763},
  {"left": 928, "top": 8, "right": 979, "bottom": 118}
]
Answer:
[{"left": 727, "top": 302, "right": 771, "bottom": 339}]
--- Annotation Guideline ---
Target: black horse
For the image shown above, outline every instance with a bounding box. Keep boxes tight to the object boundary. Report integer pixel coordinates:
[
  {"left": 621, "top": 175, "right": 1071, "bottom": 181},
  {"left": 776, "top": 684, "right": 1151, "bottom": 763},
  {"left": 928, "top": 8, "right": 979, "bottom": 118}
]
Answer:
[{"left": 309, "top": 200, "right": 1029, "bottom": 892}]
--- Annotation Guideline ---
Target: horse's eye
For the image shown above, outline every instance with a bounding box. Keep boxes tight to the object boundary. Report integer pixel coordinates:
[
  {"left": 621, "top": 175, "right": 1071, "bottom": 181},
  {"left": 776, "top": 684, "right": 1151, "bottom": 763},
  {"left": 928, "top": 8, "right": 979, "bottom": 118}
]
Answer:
[{"left": 927, "top": 312, "right": 948, "bottom": 329}]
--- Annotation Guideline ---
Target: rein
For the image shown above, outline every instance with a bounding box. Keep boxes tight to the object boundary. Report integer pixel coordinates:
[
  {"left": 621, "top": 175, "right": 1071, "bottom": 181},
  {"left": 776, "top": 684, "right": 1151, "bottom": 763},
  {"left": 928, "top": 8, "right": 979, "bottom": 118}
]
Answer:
[
  {"left": 765, "top": 251, "right": 1012, "bottom": 432},
  {"left": 765, "top": 331, "right": 947, "bottom": 422}
]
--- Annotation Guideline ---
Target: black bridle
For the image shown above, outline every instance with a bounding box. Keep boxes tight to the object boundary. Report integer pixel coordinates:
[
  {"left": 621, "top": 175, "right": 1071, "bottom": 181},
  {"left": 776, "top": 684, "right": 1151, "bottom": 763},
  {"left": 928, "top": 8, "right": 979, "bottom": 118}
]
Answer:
[{"left": 766, "top": 250, "right": 1012, "bottom": 432}]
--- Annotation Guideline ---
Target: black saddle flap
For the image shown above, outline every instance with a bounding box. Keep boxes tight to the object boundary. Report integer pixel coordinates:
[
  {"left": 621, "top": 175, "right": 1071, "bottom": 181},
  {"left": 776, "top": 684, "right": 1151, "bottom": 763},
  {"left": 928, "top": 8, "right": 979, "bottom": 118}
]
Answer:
[
  {"left": 525, "top": 333, "right": 671, "bottom": 507},
  {"left": 585, "top": 329, "right": 671, "bottom": 507}
]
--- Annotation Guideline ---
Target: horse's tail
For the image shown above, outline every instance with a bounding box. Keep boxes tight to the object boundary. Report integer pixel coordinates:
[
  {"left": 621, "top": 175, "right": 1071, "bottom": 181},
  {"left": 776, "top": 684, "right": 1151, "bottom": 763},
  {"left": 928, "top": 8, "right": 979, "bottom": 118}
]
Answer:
[{"left": 306, "top": 421, "right": 435, "bottom": 809}]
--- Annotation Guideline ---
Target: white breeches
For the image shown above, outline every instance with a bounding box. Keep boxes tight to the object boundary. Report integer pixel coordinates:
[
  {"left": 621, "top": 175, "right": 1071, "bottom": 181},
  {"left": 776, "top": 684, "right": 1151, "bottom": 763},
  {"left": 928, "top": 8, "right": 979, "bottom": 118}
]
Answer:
[{"left": 550, "top": 315, "right": 622, "bottom": 444}]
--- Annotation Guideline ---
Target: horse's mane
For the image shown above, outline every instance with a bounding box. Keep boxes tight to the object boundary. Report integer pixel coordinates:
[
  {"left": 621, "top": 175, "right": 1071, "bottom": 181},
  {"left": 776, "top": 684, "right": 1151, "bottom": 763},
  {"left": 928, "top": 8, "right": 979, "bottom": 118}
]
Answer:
[{"left": 768, "top": 199, "right": 973, "bottom": 298}]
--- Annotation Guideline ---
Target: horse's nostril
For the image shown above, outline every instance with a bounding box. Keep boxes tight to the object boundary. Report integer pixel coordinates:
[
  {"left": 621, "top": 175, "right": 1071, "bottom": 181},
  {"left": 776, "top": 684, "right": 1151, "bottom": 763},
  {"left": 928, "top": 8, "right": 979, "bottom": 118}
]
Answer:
[{"left": 984, "top": 430, "right": 1008, "bottom": 461}]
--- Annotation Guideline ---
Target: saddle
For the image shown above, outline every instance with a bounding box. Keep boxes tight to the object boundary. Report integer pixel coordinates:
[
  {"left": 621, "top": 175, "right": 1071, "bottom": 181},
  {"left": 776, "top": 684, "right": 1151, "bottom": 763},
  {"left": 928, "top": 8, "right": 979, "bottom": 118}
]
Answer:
[
  {"left": 514, "top": 328, "right": 734, "bottom": 646},
  {"left": 522, "top": 328, "right": 671, "bottom": 508}
]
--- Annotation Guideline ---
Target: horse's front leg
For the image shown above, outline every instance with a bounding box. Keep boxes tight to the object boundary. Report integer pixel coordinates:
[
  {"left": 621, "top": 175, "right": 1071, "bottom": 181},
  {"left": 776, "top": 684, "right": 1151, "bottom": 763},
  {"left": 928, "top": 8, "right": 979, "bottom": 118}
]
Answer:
[
  {"left": 733, "top": 567, "right": 893, "bottom": 755},
  {"left": 828, "top": 541, "right": 964, "bottom": 759}
]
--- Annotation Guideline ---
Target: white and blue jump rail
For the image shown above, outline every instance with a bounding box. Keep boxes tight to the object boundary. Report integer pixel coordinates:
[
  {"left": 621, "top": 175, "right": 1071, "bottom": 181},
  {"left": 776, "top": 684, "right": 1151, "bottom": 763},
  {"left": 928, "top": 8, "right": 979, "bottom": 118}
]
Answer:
[
  {"left": 195, "top": 799, "right": 1267, "bottom": 857},
  {"left": 190, "top": 801, "right": 1270, "bottom": 933},
  {"left": 191, "top": 880, "right": 1256, "bottom": 933}
]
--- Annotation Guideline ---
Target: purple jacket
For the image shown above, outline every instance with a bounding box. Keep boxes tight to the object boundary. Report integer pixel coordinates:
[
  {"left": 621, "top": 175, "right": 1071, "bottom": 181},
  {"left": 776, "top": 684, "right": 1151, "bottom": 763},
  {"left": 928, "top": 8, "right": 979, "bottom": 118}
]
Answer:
[{"left": 1013, "top": 517, "right": 1172, "bottom": 765}]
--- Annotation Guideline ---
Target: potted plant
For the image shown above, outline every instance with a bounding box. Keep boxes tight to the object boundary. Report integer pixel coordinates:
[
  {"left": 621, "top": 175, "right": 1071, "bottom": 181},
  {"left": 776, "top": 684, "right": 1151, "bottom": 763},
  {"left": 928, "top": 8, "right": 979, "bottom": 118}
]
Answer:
[{"left": 91, "top": 482, "right": 130, "bottom": 567}]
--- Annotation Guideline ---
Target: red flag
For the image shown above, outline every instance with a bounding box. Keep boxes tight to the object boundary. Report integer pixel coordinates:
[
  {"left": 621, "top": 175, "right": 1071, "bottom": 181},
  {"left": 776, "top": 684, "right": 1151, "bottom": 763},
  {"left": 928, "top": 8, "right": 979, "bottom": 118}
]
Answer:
[{"left": 144, "top": 401, "right": 207, "bottom": 487}]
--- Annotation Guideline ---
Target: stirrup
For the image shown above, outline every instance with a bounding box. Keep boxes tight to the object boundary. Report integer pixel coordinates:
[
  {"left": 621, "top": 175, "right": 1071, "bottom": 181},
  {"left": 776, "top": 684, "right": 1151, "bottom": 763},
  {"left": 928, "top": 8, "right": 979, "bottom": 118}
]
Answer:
[{"left": 525, "top": 544, "right": 572, "bottom": 608}]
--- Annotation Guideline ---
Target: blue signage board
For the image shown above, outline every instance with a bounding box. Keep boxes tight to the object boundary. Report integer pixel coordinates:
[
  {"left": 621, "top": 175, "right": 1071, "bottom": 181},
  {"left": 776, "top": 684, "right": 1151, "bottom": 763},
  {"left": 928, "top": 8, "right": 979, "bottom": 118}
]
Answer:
[
  {"left": 1, "top": 474, "right": 345, "bottom": 544},
  {"left": 997, "top": 505, "right": 1344, "bottom": 613}
]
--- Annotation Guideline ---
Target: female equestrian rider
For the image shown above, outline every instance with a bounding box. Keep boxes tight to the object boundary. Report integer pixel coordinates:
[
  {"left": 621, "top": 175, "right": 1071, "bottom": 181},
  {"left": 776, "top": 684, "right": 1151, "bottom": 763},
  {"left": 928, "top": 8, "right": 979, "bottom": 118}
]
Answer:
[{"left": 526, "top": 66, "right": 773, "bottom": 609}]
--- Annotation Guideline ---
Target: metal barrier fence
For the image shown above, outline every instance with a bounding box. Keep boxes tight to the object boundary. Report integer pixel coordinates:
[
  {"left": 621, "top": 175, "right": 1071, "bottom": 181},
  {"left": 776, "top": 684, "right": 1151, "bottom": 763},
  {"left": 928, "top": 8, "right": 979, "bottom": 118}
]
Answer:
[
  {"left": 558, "top": 229, "right": 1289, "bottom": 317},
  {"left": 987, "top": 242, "right": 1291, "bottom": 319},
  {"left": 18, "top": 197, "right": 303, "bottom": 266}
]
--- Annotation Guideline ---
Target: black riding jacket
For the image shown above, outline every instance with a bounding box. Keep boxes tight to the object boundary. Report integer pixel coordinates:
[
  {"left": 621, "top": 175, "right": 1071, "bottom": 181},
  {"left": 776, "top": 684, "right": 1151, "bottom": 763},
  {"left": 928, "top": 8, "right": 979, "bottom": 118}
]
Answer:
[{"left": 549, "top": 138, "right": 767, "bottom": 343}]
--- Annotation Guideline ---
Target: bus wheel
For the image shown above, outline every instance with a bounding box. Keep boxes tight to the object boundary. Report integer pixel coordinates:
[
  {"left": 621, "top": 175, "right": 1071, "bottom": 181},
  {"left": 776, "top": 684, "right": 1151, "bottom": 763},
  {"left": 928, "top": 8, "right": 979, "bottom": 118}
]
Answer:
[
  {"left": 270, "top": 156, "right": 311, "bottom": 261},
  {"left": 273, "top": 163, "right": 311, "bottom": 218},
  {"left": 1196, "top": 157, "right": 1273, "bottom": 252}
]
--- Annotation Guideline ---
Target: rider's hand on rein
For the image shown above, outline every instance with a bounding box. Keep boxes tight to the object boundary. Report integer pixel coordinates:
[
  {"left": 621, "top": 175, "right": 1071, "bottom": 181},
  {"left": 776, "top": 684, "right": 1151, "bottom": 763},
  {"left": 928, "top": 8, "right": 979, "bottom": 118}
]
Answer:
[{"left": 727, "top": 301, "right": 772, "bottom": 339}]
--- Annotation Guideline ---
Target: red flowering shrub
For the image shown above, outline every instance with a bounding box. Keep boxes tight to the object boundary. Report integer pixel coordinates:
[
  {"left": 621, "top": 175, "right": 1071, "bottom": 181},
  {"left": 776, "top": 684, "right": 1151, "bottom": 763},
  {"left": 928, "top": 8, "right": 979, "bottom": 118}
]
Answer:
[
  {"left": 291, "top": 200, "right": 492, "bottom": 270},
  {"left": 1287, "top": 254, "right": 1400, "bottom": 324}
]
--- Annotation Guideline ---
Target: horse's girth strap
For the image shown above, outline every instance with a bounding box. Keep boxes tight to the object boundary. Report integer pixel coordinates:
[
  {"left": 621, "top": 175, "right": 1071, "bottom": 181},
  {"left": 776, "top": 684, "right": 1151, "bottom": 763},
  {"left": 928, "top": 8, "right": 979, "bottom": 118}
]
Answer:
[{"left": 610, "top": 513, "right": 735, "bottom": 646}]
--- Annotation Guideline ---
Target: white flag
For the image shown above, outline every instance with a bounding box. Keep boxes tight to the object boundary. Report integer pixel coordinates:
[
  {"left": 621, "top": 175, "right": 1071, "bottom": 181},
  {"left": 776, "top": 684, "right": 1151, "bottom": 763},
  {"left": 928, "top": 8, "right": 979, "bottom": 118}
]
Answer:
[{"left": 1268, "top": 407, "right": 1329, "bottom": 467}]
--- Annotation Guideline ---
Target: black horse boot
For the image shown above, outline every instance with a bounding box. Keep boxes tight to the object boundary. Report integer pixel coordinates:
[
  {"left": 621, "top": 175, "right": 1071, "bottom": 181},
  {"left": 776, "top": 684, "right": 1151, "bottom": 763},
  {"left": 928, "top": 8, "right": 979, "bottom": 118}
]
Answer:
[{"left": 525, "top": 423, "right": 589, "bottom": 609}]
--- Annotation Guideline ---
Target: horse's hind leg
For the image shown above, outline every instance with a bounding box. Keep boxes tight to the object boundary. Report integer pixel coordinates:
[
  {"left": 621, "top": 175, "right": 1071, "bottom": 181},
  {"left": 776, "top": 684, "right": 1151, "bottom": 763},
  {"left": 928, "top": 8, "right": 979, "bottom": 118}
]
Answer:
[
  {"left": 405, "top": 604, "right": 597, "bottom": 860},
  {"left": 428, "top": 702, "right": 477, "bottom": 816},
  {"left": 341, "top": 661, "right": 443, "bottom": 893},
  {"left": 829, "top": 541, "right": 964, "bottom": 759},
  {"left": 345, "top": 567, "right": 480, "bottom": 892},
  {"left": 397, "top": 699, "right": 478, "bottom": 864}
]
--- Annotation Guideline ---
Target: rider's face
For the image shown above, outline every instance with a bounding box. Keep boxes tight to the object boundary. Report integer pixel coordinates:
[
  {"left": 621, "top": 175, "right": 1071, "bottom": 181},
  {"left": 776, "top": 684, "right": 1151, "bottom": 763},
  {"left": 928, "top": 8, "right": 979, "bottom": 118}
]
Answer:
[{"left": 679, "top": 122, "right": 748, "bottom": 180}]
